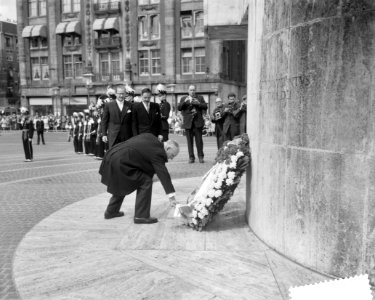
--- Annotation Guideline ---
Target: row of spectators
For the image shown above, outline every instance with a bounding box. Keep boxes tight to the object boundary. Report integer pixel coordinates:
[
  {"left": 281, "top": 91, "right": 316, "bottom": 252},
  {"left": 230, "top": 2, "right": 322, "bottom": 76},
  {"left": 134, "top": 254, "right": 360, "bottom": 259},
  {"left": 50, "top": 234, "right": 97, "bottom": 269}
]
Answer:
[{"left": 0, "top": 114, "right": 71, "bottom": 131}]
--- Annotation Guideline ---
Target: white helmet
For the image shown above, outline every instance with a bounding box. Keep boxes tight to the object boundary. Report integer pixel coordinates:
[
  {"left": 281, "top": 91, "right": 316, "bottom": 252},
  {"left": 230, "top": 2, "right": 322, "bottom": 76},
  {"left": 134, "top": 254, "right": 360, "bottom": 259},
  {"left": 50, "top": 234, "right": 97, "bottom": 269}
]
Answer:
[
  {"left": 156, "top": 84, "right": 167, "bottom": 95},
  {"left": 125, "top": 85, "right": 135, "bottom": 96}
]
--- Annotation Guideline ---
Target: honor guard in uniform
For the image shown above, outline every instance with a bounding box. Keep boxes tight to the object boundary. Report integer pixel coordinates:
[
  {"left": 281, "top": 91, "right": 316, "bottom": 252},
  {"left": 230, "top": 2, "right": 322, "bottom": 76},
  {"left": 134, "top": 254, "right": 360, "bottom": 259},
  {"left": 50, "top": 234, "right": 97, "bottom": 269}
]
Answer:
[
  {"left": 95, "top": 98, "right": 105, "bottom": 160},
  {"left": 125, "top": 85, "right": 135, "bottom": 103},
  {"left": 72, "top": 112, "right": 79, "bottom": 153},
  {"left": 89, "top": 109, "right": 98, "bottom": 156},
  {"left": 156, "top": 84, "right": 171, "bottom": 141},
  {"left": 20, "top": 107, "right": 35, "bottom": 162},
  {"left": 77, "top": 112, "right": 84, "bottom": 153},
  {"left": 83, "top": 109, "right": 91, "bottom": 155},
  {"left": 211, "top": 98, "right": 225, "bottom": 149}
]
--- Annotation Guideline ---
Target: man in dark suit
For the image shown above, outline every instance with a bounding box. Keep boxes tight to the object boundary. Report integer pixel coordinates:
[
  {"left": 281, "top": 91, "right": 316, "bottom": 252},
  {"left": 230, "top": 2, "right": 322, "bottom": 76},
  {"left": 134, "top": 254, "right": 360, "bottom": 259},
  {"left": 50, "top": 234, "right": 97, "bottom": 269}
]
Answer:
[
  {"left": 211, "top": 98, "right": 225, "bottom": 149},
  {"left": 156, "top": 84, "right": 171, "bottom": 141},
  {"left": 222, "top": 93, "right": 241, "bottom": 142},
  {"left": 101, "top": 86, "right": 133, "bottom": 149},
  {"left": 35, "top": 114, "right": 45, "bottom": 145},
  {"left": 132, "top": 88, "right": 163, "bottom": 141},
  {"left": 99, "top": 133, "right": 179, "bottom": 224},
  {"left": 177, "top": 85, "right": 207, "bottom": 163}
]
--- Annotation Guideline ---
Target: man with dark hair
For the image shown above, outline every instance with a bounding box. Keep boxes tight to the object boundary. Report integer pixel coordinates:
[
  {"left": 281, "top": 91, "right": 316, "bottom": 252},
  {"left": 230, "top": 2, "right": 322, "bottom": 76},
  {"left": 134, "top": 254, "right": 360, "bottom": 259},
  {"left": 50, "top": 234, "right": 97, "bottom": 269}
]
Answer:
[
  {"left": 156, "top": 84, "right": 171, "bottom": 141},
  {"left": 178, "top": 85, "right": 207, "bottom": 163},
  {"left": 222, "top": 92, "right": 241, "bottom": 142},
  {"left": 132, "top": 88, "right": 163, "bottom": 141},
  {"left": 100, "top": 133, "right": 179, "bottom": 224},
  {"left": 101, "top": 86, "right": 133, "bottom": 149}
]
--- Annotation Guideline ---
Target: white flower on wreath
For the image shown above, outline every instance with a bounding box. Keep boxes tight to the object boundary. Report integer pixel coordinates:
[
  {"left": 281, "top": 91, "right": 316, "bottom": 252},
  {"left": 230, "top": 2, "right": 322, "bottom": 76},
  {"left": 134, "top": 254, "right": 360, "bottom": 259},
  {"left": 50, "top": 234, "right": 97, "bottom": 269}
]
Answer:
[
  {"left": 236, "top": 151, "right": 244, "bottom": 158},
  {"left": 227, "top": 171, "right": 235, "bottom": 180},
  {"left": 208, "top": 189, "right": 216, "bottom": 198},
  {"left": 192, "top": 218, "right": 198, "bottom": 225},
  {"left": 229, "top": 160, "right": 237, "bottom": 169},
  {"left": 214, "top": 190, "right": 222, "bottom": 198},
  {"left": 226, "top": 178, "right": 234, "bottom": 186},
  {"left": 205, "top": 198, "right": 213, "bottom": 206},
  {"left": 192, "top": 210, "right": 198, "bottom": 218},
  {"left": 214, "top": 181, "right": 222, "bottom": 189},
  {"left": 198, "top": 212, "right": 204, "bottom": 219},
  {"left": 201, "top": 207, "right": 209, "bottom": 216}
]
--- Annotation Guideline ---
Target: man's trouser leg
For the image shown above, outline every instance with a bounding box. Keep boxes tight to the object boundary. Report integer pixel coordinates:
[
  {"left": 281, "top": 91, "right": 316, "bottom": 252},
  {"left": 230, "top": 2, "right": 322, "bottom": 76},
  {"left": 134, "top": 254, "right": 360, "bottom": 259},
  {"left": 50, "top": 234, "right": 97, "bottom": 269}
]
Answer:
[
  {"left": 41, "top": 132, "right": 45, "bottom": 144},
  {"left": 194, "top": 126, "right": 204, "bottom": 159},
  {"left": 185, "top": 128, "right": 195, "bottom": 160},
  {"left": 106, "top": 195, "right": 125, "bottom": 215},
  {"left": 162, "top": 129, "right": 169, "bottom": 141},
  {"left": 73, "top": 136, "right": 78, "bottom": 152},
  {"left": 37, "top": 132, "right": 41, "bottom": 144},
  {"left": 134, "top": 173, "right": 153, "bottom": 218},
  {"left": 22, "top": 137, "right": 30, "bottom": 160}
]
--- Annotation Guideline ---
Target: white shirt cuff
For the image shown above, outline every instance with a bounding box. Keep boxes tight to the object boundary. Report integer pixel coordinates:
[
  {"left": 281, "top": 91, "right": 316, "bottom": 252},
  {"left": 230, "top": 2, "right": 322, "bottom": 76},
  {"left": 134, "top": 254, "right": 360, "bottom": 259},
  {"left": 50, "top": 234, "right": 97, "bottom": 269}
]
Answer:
[{"left": 168, "top": 193, "right": 175, "bottom": 198}]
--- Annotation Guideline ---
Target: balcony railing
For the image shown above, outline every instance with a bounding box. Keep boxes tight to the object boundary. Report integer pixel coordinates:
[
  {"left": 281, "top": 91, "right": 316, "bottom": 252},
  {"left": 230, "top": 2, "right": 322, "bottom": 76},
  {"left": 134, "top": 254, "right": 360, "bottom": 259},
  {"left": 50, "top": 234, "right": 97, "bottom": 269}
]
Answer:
[
  {"left": 94, "top": 72, "right": 124, "bottom": 82},
  {"left": 93, "top": 1, "right": 121, "bottom": 13},
  {"left": 94, "top": 36, "right": 122, "bottom": 49}
]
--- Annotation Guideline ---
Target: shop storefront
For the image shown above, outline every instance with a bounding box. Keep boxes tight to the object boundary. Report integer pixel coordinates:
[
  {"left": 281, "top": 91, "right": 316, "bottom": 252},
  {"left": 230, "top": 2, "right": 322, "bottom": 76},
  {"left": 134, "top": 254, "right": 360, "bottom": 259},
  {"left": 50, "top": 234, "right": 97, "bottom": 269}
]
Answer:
[{"left": 29, "top": 98, "right": 53, "bottom": 116}]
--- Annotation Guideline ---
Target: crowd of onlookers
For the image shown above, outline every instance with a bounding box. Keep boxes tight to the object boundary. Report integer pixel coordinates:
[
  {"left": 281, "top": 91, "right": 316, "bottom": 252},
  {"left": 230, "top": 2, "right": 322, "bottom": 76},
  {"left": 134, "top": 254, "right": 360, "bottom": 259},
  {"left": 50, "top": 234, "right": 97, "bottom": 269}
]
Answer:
[{"left": 0, "top": 111, "right": 215, "bottom": 136}]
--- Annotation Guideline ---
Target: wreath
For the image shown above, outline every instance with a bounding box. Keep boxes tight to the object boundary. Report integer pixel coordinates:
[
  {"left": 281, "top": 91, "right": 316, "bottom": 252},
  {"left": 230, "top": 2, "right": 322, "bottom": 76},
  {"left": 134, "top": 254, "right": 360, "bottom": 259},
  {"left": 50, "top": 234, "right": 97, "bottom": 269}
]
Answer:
[{"left": 175, "top": 133, "right": 250, "bottom": 231}]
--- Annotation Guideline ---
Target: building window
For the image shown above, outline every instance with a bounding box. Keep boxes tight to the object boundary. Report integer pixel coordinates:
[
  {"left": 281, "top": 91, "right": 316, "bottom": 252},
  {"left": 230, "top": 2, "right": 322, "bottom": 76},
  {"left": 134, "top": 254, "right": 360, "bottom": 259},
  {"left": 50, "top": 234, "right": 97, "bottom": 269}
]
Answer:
[
  {"left": 74, "top": 55, "right": 82, "bottom": 78},
  {"left": 194, "top": 48, "right": 205, "bottom": 73},
  {"left": 63, "top": 0, "right": 80, "bottom": 13},
  {"left": 30, "top": 38, "right": 39, "bottom": 49},
  {"left": 194, "top": 11, "right": 204, "bottom": 37},
  {"left": 29, "top": 0, "right": 38, "bottom": 17},
  {"left": 181, "top": 49, "right": 193, "bottom": 74},
  {"left": 111, "top": 52, "right": 120, "bottom": 76},
  {"left": 151, "top": 50, "right": 161, "bottom": 75},
  {"left": 63, "top": 55, "right": 73, "bottom": 78},
  {"left": 41, "top": 37, "right": 48, "bottom": 48},
  {"left": 5, "top": 37, "right": 11, "bottom": 48},
  {"left": 40, "top": 57, "right": 49, "bottom": 80},
  {"left": 139, "top": 14, "right": 160, "bottom": 41},
  {"left": 181, "top": 16, "right": 193, "bottom": 38},
  {"left": 31, "top": 57, "right": 43, "bottom": 80},
  {"left": 138, "top": 16, "right": 148, "bottom": 40},
  {"left": 100, "top": 53, "right": 109, "bottom": 76},
  {"left": 150, "top": 15, "right": 160, "bottom": 39},
  {"left": 139, "top": 51, "right": 149, "bottom": 76},
  {"left": 39, "top": 0, "right": 46, "bottom": 16},
  {"left": 29, "top": 0, "right": 47, "bottom": 16},
  {"left": 181, "top": 11, "right": 204, "bottom": 39}
]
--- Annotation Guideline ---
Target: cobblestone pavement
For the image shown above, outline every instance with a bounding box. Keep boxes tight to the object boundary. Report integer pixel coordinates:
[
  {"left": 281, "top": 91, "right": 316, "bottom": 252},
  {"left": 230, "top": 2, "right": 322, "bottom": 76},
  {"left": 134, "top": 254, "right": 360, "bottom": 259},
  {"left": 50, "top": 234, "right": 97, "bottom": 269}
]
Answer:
[{"left": 0, "top": 131, "right": 217, "bottom": 300}]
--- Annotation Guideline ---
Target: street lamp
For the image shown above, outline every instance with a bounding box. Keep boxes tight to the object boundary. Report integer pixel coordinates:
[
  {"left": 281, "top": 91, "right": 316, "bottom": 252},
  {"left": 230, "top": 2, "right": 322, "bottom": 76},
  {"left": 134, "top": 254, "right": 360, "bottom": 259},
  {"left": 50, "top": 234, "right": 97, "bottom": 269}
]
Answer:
[
  {"left": 83, "top": 72, "right": 94, "bottom": 106},
  {"left": 52, "top": 86, "right": 61, "bottom": 116}
]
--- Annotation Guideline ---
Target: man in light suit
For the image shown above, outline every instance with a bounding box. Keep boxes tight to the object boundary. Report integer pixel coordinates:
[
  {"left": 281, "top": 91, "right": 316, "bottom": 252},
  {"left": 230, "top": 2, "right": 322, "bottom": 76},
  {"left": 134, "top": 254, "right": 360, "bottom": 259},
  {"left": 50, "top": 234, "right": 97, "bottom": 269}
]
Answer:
[
  {"left": 132, "top": 88, "right": 163, "bottom": 141},
  {"left": 99, "top": 133, "right": 179, "bottom": 224},
  {"left": 177, "top": 85, "right": 207, "bottom": 163},
  {"left": 101, "top": 86, "right": 133, "bottom": 149}
]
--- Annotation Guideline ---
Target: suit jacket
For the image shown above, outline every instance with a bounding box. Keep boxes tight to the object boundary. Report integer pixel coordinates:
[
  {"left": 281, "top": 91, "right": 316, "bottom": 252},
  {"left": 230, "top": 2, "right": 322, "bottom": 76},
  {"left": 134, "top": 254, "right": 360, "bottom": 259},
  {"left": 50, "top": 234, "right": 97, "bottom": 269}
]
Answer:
[
  {"left": 211, "top": 106, "right": 225, "bottom": 136},
  {"left": 237, "top": 103, "right": 247, "bottom": 134},
  {"left": 99, "top": 133, "right": 175, "bottom": 196},
  {"left": 132, "top": 102, "right": 162, "bottom": 137},
  {"left": 35, "top": 120, "right": 44, "bottom": 132},
  {"left": 177, "top": 95, "right": 207, "bottom": 129},
  {"left": 160, "top": 100, "right": 171, "bottom": 131},
  {"left": 222, "top": 101, "right": 241, "bottom": 134},
  {"left": 101, "top": 100, "right": 133, "bottom": 148}
]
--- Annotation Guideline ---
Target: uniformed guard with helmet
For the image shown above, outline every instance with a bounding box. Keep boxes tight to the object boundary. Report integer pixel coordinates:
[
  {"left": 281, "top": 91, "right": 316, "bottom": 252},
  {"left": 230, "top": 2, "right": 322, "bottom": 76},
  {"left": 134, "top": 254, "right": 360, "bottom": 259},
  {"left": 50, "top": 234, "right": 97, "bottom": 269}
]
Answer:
[{"left": 20, "top": 107, "right": 35, "bottom": 162}]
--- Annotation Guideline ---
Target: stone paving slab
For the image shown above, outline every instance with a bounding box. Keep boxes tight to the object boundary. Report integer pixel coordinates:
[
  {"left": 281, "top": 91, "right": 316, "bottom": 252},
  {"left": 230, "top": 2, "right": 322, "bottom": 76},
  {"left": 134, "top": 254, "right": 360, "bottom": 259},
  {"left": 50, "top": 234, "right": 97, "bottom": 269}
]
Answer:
[{"left": 13, "top": 178, "right": 328, "bottom": 300}]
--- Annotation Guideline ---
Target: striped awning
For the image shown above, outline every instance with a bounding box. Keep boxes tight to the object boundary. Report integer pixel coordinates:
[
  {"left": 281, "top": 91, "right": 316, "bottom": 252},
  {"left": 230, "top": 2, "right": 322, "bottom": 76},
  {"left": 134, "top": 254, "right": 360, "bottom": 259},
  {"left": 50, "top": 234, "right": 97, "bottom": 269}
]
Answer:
[
  {"left": 22, "top": 25, "right": 47, "bottom": 38},
  {"left": 56, "top": 22, "right": 68, "bottom": 35},
  {"left": 56, "top": 21, "right": 81, "bottom": 35},
  {"left": 93, "top": 17, "right": 119, "bottom": 32},
  {"left": 104, "top": 17, "right": 119, "bottom": 32},
  {"left": 93, "top": 18, "right": 106, "bottom": 31}
]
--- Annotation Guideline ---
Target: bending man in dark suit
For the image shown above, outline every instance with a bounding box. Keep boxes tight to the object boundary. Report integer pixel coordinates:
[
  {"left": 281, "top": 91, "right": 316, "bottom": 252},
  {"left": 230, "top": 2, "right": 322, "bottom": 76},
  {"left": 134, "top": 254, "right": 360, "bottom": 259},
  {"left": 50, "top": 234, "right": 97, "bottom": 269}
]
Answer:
[
  {"left": 99, "top": 133, "right": 179, "bottom": 224},
  {"left": 101, "top": 86, "right": 133, "bottom": 149},
  {"left": 132, "top": 88, "right": 163, "bottom": 141},
  {"left": 177, "top": 85, "right": 207, "bottom": 163}
]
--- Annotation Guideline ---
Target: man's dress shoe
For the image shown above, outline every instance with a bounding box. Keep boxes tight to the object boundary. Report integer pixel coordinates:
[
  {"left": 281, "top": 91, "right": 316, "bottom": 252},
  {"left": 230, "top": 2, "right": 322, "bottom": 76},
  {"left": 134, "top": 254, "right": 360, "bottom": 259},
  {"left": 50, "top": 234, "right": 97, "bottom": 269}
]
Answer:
[
  {"left": 189, "top": 159, "right": 195, "bottom": 163},
  {"left": 134, "top": 217, "right": 158, "bottom": 224},
  {"left": 199, "top": 158, "right": 204, "bottom": 163},
  {"left": 104, "top": 211, "right": 124, "bottom": 219}
]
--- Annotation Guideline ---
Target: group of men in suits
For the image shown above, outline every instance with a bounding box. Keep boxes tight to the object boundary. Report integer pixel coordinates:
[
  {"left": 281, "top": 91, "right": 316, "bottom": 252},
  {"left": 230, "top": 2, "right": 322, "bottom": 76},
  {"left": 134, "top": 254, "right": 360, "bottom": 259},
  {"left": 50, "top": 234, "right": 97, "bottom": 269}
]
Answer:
[
  {"left": 211, "top": 93, "right": 247, "bottom": 149},
  {"left": 97, "top": 84, "right": 178, "bottom": 225}
]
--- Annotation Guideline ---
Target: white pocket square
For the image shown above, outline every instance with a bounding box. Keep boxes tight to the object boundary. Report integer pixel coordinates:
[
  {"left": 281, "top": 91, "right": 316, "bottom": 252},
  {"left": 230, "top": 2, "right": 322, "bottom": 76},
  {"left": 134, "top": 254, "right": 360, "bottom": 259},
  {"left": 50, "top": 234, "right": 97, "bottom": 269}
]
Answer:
[{"left": 127, "top": 110, "right": 131, "bottom": 113}]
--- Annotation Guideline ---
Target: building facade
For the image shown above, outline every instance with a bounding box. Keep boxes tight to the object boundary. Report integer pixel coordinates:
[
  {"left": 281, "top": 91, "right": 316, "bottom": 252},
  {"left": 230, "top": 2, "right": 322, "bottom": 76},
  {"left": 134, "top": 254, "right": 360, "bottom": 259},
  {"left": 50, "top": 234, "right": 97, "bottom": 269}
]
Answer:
[
  {"left": 17, "top": 0, "right": 246, "bottom": 116},
  {"left": 0, "top": 20, "right": 20, "bottom": 112}
]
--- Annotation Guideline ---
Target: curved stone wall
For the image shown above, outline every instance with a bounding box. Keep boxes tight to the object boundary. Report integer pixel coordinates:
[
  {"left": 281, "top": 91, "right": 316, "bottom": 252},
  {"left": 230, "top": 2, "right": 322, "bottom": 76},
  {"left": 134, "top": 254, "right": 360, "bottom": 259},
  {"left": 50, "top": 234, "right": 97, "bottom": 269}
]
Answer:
[{"left": 247, "top": 0, "right": 375, "bottom": 282}]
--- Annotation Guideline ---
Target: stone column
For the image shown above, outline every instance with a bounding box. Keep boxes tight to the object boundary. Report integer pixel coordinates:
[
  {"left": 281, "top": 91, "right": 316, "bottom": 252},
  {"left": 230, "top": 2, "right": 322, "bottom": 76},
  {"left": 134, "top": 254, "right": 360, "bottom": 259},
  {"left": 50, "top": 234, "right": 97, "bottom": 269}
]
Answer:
[{"left": 247, "top": 0, "right": 375, "bottom": 284}]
